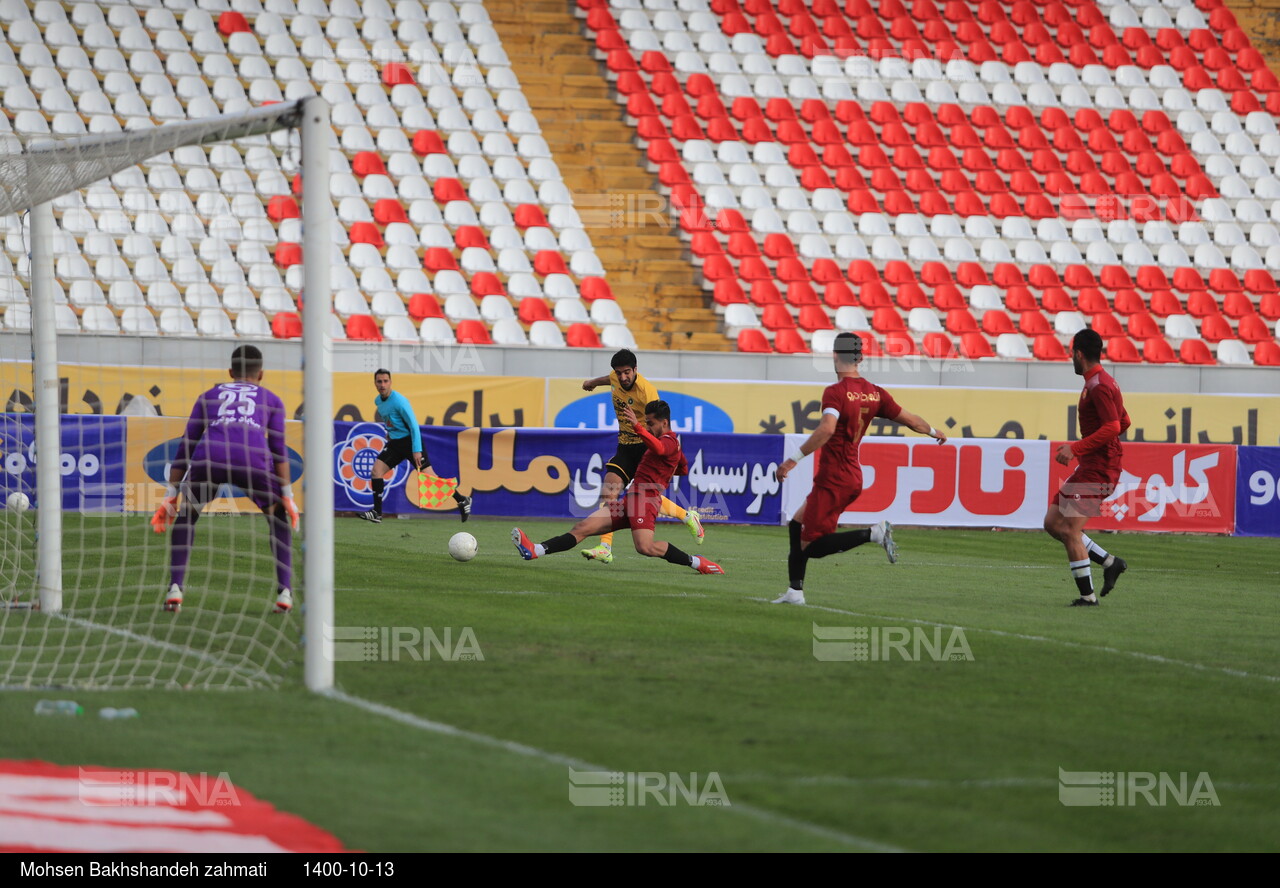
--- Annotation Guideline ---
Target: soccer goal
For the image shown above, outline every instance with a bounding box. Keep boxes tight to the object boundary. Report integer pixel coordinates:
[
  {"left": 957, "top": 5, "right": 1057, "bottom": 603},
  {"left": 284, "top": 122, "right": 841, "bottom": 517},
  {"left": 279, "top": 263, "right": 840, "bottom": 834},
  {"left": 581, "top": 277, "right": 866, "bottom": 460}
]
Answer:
[{"left": 0, "top": 98, "right": 334, "bottom": 690}]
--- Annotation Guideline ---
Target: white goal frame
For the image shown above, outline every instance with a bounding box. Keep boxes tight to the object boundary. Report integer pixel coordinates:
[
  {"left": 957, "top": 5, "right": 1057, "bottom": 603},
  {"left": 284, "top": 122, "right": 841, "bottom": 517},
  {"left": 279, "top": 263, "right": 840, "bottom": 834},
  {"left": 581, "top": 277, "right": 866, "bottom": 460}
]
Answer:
[{"left": 9, "top": 96, "right": 334, "bottom": 690}]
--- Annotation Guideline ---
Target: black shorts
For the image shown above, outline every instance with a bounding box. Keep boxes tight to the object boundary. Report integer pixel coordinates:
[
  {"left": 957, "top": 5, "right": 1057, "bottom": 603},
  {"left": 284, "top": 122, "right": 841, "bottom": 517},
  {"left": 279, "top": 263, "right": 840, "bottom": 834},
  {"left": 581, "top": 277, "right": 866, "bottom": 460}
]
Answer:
[
  {"left": 605, "top": 442, "right": 648, "bottom": 485},
  {"left": 377, "top": 436, "right": 420, "bottom": 469}
]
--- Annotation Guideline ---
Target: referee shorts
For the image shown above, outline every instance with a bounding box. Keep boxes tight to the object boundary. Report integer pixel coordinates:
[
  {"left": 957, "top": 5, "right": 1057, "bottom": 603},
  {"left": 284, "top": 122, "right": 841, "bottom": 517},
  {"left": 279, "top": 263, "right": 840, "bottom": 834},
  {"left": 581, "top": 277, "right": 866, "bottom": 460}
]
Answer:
[{"left": 377, "top": 436, "right": 421, "bottom": 469}]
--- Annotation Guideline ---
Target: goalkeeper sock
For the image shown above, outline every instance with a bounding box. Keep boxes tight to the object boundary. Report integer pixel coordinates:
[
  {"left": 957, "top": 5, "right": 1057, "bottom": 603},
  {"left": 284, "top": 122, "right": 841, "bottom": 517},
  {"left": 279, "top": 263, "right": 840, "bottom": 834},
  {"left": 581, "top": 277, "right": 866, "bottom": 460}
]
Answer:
[
  {"left": 663, "top": 543, "right": 693, "bottom": 567},
  {"left": 659, "top": 497, "right": 687, "bottom": 522},
  {"left": 371, "top": 477, "right": 385, "bottom": 515},
  {"left": 1070, "top": 558, "right": 1094, "bottom": 598},
  {"left": 170, "top": 510, "right": 198, "bottom": 587},
  {"left": 268, "top": 510, "right": 293, "bottom": 591},
  {"left": 541, "top": 532, "right": 577, "bottom": 556},
  {"left": 1081, "top": 534, "right": 1115, "bottom": 568},
  {"left": 787, "top": 520, "right": 806, "bottom": 590},
  {"left": 599, "top": 531, "right": 614, "bottom": 549},
  {"left": 804, "top": 529, "right": 872, "bottom": 560}
]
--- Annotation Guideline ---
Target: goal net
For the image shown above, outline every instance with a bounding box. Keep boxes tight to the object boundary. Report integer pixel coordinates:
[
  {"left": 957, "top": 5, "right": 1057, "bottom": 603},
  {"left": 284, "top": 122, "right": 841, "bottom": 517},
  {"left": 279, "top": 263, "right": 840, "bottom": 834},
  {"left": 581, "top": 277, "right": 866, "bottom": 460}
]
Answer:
[{"left": 0, "top": 100, "right": 330, "bottom": 689}]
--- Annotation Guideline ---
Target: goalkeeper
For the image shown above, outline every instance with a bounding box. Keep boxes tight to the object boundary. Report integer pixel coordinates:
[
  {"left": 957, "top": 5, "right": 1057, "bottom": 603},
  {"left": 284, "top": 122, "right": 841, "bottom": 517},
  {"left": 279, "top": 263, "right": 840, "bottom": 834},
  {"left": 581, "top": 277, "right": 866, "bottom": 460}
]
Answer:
[{"left": 152, "top": 345, "right": 297, "bottom": 615}]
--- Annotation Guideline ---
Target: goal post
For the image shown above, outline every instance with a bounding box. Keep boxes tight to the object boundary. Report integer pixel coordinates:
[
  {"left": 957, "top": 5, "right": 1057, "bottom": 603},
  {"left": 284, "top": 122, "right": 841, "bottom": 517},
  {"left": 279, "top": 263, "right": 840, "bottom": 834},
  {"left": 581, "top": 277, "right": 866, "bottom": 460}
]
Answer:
[{"left": 1, "top": 96, "right": 333, "bottom": 690}]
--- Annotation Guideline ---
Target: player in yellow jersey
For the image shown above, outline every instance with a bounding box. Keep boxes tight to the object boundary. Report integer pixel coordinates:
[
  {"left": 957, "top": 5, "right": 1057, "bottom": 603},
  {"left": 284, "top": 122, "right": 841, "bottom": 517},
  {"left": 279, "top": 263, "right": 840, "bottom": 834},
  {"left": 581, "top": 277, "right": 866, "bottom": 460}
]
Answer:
[{"left": 579, "top": 349, "right": 703, "bottom": 563}]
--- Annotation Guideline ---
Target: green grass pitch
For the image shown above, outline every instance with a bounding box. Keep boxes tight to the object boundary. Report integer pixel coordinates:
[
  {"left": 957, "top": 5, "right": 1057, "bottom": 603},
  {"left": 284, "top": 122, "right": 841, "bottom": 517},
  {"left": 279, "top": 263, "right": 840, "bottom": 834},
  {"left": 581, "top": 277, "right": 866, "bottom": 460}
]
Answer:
[{"left": 1, "top": 516, "right": 1277, "bottom": 851}]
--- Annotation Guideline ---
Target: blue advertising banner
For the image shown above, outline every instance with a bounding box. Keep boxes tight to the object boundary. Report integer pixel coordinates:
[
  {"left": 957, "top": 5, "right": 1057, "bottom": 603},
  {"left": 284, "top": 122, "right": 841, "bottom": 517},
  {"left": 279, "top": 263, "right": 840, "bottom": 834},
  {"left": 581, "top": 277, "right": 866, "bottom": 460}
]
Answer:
[
  {"left": 0, "top": 414, "right": 127, "bottom": 511},
  {"left": 1234, "top": 446, "right": 1280, "bottom": 538},
  {"left": 332, "top": 423, "right": 785, "bottom": 525}
]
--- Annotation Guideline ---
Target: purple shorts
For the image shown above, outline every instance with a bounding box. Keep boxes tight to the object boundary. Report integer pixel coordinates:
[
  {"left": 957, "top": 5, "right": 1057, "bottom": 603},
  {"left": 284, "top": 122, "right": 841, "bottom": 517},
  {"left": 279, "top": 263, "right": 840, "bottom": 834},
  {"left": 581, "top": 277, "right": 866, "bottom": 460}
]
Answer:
[{"left": 183, "top": 462, "right": 282, "bottom": 513}]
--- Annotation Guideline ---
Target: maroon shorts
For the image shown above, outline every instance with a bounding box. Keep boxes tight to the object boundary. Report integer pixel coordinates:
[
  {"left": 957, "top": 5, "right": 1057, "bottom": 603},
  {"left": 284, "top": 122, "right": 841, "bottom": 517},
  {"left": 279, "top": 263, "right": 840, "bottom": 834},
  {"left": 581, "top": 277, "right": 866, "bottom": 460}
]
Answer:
[
  {"left": 1055, "top": 466, "right": 1119, "bottom": 518},
  {"left": 608, "top": 489, "right": 662, "bottom": 533},
  {"left": 802, "top": 476, "right": 863, "bottom": 543}
]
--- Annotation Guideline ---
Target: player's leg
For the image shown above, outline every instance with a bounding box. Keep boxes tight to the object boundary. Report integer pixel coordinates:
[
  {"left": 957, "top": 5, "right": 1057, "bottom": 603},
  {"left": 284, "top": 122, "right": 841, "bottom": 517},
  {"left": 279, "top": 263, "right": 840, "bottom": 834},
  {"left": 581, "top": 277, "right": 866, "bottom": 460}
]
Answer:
[
  {"left": 364, "top": 456, "right": 392, "bottom": 522},
  {"left": 421, "top": 453, "right": 471, "bottom": 522},
  {"left": 1044, "top": 499, "right": 1097, "bottom": 605},
  {"left": 514, "top": 508, "right": 613, "bottom": 560},
  {"left": 1083, "top": 532, "right": 1128, "bottom": 596},
  {"left": 583, "top": 468, "right": 626, "bottom": 563},
  {"left": 660, "top": 496, "right": 704, "bottom": 545},
  {"left": 165, "top": 475, "right": 212, "bottom": 611},
  {"left": 630, "top": 526, "right": 723, "bottom": 574},
  {"left": 775, "top": 498, "right": 810, "bottom": 604}
]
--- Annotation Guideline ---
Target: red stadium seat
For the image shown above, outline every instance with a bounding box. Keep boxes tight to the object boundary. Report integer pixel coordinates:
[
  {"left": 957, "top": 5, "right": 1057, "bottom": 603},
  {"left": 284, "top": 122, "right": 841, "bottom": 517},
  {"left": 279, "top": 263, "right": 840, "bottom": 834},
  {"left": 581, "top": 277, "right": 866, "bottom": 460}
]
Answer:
[
  {"left": 1223, "top": 292, "right": 1255, "bottom": 320},
  {"left": 413, "top": 130, "right": 446, "bottom": 155},
  {"left": 348, "top": 222, "right": 384, "bottom": 248},
  {"left": 1033, "top": 334, "right": 1069, "bottom": 361},
  {"left": 566, "top": 323, "right": 603, "bottom": 348},
  {"left": 737, "top": 329, "right": 772, "bottom": 353},
  {"left": 762, "top": 304, "right": 797, "bottom": 331},
  {"left": 514, "top": 205, "right": 550, "bottom": 229},
  {"left": 981, "top": 309, "right": 1015, "bottom": 336},
  {"left": 798, "top": 305, "right": 832, "bottom": 331},
  {"left": 346, "top": 315, "right": 382, "bottom": 341},
  {"left": 470, "top": 273, "right": 505, "bottom": 298},
  {"left": 274, "top": 242, "right": 301, "bottom": 268},
  {"left": 218, "top": 11, "right": 251, "bottom": 35},
  {"left": 823, "top": 282, "right": 857, "bottom": 308},
  {"left": 1238, "top": 314, "right": 1271, "bottom": 344},
  {"left": 456, "top": 320, "right": 493, "bottom": 345},
  {"left": 267, "top": 196, "right": 300, "bottom": 221},
  {"left": 960, "top": 332, "right": 994, "bottom": 359},
  {"left": 271, "top": 312, "right": 302, "bottom": 339},
  {"left": 352, "top": 152, "right": 387, "bottom": 177},
  {"left": 1179, "top": 339, "right": 1215, "bottom": 365},
  {"left": 382, "top": 63, "right": 415, "bottom": 86},
  {"left": 1254, "top": 340, "right": 1280, "bottom": 366},
  {"left": 534, "top": 251, "right": 570, "bottom": 276},
  {"left": 1019, "top": 310, "right": 1052, "bottom": 337},
  {"left": 423, "top": 248, "right": 458, "bottom": 272},
  {"left": 922, "top": 332, "right": 956, "bottom": 358},
  {"left": 883, "top": 331, "right": 918, "bottom": 357},
  {"left": 454, "top": 226, "right": 489, "bottom": 250},
  {"left": 1200, "top": 314, "right": 1234, "bottom": 342},
  {"left": 774, "top": 329, "right": 810, "bottom": 354},
  {"left": 750, "top": 281, "right": 783, "bottom": 306},
  {"left": 374, "top": 199, "right": 407, "bottom": 225},
  {"left": 1149, "top": 289, "right": 1184, "bottom": 317},
  {"left": 409, "top": 293, "right": 443, "bottom": 320}
]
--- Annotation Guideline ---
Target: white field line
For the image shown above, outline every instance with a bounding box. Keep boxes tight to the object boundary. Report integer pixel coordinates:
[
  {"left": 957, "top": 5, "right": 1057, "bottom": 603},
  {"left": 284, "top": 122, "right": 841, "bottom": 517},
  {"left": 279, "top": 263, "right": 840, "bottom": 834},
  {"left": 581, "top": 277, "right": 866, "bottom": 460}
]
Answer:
[
  {"left": 750, "top": 598, "right": 1280, "bottom": 683},
  {"left": 725, "top": 774, "right": 1278, "bottom": 791},
  {"left": 321, "top": 687, "right": 906, "bottom": 853}
]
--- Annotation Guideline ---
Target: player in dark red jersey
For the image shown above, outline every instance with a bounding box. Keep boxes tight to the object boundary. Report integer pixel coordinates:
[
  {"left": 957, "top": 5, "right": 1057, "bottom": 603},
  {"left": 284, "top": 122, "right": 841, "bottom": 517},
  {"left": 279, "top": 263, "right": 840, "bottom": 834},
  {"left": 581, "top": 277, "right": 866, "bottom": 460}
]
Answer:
[
  {"left": 512, "top": 400, "right": 724, "bottom": 575},
  {"left": 773, "top": 333, "right": 946, "bottom": 605},
  {"left": 1045, "top": 328, "right": 1131, "bottom": 606}
]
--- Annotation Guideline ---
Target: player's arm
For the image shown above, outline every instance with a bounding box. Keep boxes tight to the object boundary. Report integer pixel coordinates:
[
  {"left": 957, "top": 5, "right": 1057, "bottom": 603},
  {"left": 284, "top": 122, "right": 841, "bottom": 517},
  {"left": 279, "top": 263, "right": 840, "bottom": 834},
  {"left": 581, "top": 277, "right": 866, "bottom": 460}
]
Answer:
[
  {"left": 622, "top": 406, "right": 676, "bottom": 456},
  {"left": 1058, "top": 388, "right": 1123, "bottom": 465},
  {"left": 399, "top": 396, "right": 425, "bottom": 468},
  {"left": 582, "top": 374, "right": 611, "bottom": 392},
  {"left": 154, "top": 401, "right": 203, "bottom": 532},
  {"left": 775, "top": 412, "right": 838, "bottom": 481},
  {"left": 891, "top": 408, "right": 947, "bottom": 444}
]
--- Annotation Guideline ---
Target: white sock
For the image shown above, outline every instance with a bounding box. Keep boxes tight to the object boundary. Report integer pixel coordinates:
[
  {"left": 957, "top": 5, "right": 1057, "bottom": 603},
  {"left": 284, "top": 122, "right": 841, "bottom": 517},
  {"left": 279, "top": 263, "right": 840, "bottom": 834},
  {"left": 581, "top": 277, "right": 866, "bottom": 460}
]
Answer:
[
  {"left": 869, "top": 523, "right": 884, "bottom": 544},
  {"left": 1081, "top": 592, "right": 1097, "bottom": 602},
  {"left": 534, "top": 543, "right": 546, "bottom": 557},
  {"left": 1081, "top": 534, "right": 1114, "bottom": 567},
  {"left": 690, "top": 556, "right": 701, "bottom": 570}
]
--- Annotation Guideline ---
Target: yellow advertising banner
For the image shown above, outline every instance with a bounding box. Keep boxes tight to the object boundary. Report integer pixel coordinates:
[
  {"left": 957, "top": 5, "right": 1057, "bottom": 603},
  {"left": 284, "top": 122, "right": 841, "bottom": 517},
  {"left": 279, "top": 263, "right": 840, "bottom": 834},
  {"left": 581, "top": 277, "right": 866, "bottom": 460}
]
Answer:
[
  {"left": 546, "top": 379, "right": 1280, "bottom": 446},
  {"left": 1, "top": 365, "right": 542, "bottom": 429},
  {"left": 124, "top": 416, "right": 305, "bottom": 514}
]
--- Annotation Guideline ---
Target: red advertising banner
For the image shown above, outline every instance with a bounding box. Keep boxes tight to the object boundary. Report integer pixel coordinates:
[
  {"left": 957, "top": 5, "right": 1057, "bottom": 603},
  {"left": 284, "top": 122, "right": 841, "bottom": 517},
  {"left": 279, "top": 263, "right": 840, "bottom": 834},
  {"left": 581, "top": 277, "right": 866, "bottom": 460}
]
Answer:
[{"left": 1048, "top": 443, "right": 1237, "bottom": 533}]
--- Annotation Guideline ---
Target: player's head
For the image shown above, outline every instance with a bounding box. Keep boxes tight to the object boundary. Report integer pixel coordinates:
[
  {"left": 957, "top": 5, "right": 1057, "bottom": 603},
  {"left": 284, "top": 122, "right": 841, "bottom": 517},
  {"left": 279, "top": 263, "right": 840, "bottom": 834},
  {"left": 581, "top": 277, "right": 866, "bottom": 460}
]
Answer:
[
  {"left": 374, "top": 369, "right": 392, "bottom": 397},
  {"left": 642, "top": 399, "right": 671, "bottom": 436},
  {"left": 610, "top": 348, "right": 638, "bottom": 390},
  {"left": 229, "top": 345, "right": 263, "bottom": 382},
  {"left": 832, "top": 332, "right": 863, "bottom": 372},
  {"left": 1071, "top": 329, "right": 1104, "bottom": 375}
]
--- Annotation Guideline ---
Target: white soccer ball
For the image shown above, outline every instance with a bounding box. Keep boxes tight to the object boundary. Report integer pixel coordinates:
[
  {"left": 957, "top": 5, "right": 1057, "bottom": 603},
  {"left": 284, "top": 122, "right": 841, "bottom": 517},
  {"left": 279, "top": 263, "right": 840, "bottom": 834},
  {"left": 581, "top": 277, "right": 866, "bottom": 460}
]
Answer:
[
  {"left": 448, "top": 531, "right": 478, "bottom": 562},
  {"left": 7, "top": 492, "right": 30, "bottom": 512}
]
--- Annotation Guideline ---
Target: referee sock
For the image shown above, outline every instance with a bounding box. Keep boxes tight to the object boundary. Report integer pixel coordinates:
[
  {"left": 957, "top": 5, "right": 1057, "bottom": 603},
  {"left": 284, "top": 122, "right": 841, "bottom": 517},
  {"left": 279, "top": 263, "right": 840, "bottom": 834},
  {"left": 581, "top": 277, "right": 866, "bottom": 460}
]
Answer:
[
  {"left": 371, "top": 477, "right": 385, "bottom": 515},
  {"left": 451, "top": 489, "right": 466, "bottom": 504},
  {"left": 805, "top": 529, "right": 872, "bottom": 560},
  {"left": 1080, "top": 534, "right": 1115, "bottom": 568},
  {"left": 1070, "top": 558, "right": 1095, "bottom": 599},
  {"left": 662, "top": 543, "right": 693, "bottom": 567},
  {"left": 788, "top": 520, "right": 806, "bottom": 590},
  {"left": 540, "top": 533, "right": 577, "bottom": 556}
]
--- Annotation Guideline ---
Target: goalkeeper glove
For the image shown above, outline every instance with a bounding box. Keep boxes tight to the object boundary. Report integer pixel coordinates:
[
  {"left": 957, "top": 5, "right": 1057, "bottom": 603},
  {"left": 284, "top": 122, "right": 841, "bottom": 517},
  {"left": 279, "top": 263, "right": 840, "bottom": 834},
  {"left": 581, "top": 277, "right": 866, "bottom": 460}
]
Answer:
[
  {"left": 283, "top": 484, "right": 299, "bottom": 531},
  {"left": 151, "top": 486, "right": 178, "bottom": 534}
]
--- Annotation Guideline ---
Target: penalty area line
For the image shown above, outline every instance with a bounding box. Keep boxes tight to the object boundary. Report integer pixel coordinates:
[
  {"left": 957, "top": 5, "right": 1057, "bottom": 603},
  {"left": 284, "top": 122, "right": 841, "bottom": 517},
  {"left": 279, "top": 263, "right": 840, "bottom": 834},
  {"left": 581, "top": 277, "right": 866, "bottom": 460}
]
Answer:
[
  {"left": 321, "top": 687, "right": 906, "bottom": 853},
  {"left": 748, "top": 598, "right": 1280, "bottom": 683}
]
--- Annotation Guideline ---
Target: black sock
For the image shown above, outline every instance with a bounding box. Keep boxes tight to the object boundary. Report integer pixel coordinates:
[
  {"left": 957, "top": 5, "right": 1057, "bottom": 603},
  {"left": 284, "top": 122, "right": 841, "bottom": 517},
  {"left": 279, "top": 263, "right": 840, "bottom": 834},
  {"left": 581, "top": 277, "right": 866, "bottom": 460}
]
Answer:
[
  {"left": 663, "top": 543, "right": 693, "bottom": 567},
  {"left": 788, "top": 521, "right": 806, "bottom": 589},
  {"left": 1070, "top": 559, "right": 1093, "bottom": 597},
  {"left": 371, "top": 477, "right": 385, "bottom": 514},
  {"left": 541, "top": 532, "right": 577, "bottom": 555},
  {"left": 804, "top": 529, "right": 871, "bottom": 560},
  {"left": 452, "top": 490, "right": 466, "bottom": 503}
]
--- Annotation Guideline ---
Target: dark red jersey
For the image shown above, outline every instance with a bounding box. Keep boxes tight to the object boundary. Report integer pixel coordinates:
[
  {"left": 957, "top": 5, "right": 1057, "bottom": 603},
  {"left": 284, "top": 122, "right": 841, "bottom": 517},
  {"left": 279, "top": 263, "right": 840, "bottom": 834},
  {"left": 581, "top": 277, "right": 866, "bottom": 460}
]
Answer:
[
  {"left": 630, "top": 429, "right": 682, "bottom": 496},
  {"left": 816, "top": 376, "right": 901, "bottom": 484},
  {"left": 1072, "top": 365, "right": 1130, "bottom": 473}
]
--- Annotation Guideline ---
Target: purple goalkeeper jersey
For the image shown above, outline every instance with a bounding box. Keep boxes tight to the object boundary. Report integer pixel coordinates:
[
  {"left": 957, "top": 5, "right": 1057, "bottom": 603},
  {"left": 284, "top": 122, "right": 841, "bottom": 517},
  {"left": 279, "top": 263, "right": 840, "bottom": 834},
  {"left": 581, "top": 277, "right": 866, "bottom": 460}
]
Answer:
[{"left": 175, "top": 382, "right": 287, "bottom": 475}]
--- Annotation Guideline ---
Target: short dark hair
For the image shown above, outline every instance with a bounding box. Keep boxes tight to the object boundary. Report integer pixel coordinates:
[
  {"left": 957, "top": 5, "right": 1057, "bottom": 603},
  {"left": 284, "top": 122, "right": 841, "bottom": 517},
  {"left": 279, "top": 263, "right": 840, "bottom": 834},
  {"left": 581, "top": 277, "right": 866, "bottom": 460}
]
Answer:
[
  {"left": 231, "top": 345, "right": 263, "bottom": 379},
  {"left": 644, "top": 399, "right": 670, "bottom": 422},
  {"left": 1073, "top": 328, "right": 1104, "bottom": 363},
  {"left": 833, "top": 331, "right": 863, "bottom": 365},
  {"left": 610, "top": 348, "right": 637, "bottom": 370},
  {"left": 374, "top": 368, "right": 391, "bottom": 380}
]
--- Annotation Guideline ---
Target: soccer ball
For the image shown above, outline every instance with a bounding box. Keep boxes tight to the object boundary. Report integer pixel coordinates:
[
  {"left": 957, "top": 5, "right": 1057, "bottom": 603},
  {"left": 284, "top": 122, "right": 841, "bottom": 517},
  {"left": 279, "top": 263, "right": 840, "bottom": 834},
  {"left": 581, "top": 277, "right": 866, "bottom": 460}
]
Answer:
[
  {"left": 448, "top": 532, "right": 478, "bottom": 562},
  {"left": 6, "top": 492, "right": 30, "bottom": 512}
]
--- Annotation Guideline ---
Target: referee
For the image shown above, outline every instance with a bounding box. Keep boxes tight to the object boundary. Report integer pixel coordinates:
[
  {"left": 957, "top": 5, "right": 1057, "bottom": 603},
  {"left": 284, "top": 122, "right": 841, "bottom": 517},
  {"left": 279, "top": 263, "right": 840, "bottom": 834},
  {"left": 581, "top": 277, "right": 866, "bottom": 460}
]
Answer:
[{"left": 362, "top": 369, "right": 471, "bottom": 524}]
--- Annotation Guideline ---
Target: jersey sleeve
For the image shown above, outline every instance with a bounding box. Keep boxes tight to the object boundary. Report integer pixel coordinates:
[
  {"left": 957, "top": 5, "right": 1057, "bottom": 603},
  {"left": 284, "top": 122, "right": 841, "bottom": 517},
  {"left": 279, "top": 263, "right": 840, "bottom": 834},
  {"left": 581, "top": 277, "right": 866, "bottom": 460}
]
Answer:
[
  {"left": 820, "top": 382, "right": 843, "bottom": 418},
  {"left": 876, "top": 385, "right": 903, "bottom": 421},
  {"left": 634, "top": 424, "right": 676, "bottom": 456},
  {"left": 401, "top": 395, "right": 423, "bottom": 453},
  {"left": 267, "top": 391, "right": 288, "bottom": 466},
  {"left": 173, "top": 394, "right": 207, "bottom": 469}
]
